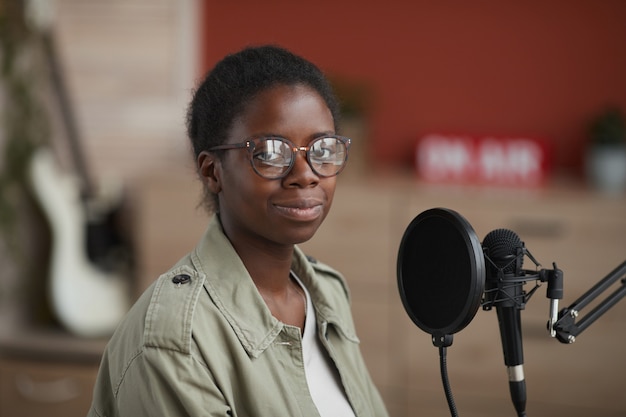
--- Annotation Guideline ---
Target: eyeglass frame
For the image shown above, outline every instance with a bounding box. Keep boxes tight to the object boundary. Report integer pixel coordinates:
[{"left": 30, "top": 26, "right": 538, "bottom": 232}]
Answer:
[{"left": 206, "top": 135, "right": 351, "bottom": 179}]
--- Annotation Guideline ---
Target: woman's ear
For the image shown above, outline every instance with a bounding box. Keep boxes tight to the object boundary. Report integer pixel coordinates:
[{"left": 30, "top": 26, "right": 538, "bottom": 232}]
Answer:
[{"left": 197, "top": 151, "right": 222, "bottom": 194}]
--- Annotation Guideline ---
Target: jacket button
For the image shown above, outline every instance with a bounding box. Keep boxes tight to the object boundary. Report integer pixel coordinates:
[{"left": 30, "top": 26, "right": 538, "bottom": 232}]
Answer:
[{"left": 172, "top": 274, "right": 191, "bottom": 285}]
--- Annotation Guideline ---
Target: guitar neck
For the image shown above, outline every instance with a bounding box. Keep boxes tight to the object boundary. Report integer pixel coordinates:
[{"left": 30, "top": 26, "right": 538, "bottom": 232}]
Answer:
[{"left": 42, "top": 30, "right": 95, "bottom": 199}]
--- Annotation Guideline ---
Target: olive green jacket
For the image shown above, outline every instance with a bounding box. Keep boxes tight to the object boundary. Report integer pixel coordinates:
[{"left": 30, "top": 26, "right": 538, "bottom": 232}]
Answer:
[{"left": 88, "top": 216, "right": 388, "bottom": 417}]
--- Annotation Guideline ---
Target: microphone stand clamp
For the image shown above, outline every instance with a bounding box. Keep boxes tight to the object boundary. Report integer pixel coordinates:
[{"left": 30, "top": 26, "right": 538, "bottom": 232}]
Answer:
[{"left": 552, "top": 261, "right": 626, "bottom": 344}]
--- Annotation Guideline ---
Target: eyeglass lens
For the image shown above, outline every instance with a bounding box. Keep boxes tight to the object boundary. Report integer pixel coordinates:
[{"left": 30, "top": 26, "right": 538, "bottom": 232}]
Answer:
[{"left": 251, "top": 137, "right": 348, "bottom": 179}]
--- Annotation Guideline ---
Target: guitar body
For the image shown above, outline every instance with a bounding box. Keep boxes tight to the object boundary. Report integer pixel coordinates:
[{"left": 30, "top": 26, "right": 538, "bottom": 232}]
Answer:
[{"left": 29, "top": 148, "right": 130, "bottom": 337}]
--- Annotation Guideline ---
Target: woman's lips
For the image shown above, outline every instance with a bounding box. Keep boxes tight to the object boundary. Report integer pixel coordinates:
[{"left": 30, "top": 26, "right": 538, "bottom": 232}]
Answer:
[{"left": 273, "top": 200, "right": 324, "bottom": 221}]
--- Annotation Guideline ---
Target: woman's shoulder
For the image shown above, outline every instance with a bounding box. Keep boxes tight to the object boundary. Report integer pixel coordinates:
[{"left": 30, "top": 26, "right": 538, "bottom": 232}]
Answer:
[
  {"left": 106, "top": 257, "right": 206, "bottom": 354},
  {"left": 298, "top": 252, "right": 351, "bottom": 303},
  {"left": 306, "top": 255, "right": 344, "bottom": 280},
  {"left": 142, "top": 263, "right": 207, "bottom": 353}
]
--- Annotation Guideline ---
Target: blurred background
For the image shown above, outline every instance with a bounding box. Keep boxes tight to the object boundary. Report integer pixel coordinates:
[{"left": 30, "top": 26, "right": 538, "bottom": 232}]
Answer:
[{"left": 0, "top": 0, "right": 625, "bottom": 416}]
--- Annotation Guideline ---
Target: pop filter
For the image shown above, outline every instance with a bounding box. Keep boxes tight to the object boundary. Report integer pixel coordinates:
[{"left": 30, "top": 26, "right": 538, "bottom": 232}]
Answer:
[{"left": 397, "top": 208, "right": 485, "bottom": 338}]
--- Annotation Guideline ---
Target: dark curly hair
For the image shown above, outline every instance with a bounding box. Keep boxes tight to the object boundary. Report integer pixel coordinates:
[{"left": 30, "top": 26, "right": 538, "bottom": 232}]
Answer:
[{"left": 186, "top": 45, "right": 340, "bottom": 159}]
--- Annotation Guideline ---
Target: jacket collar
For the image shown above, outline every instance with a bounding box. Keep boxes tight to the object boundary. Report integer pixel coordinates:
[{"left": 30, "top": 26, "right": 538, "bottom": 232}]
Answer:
[{"left": 190, "top": 216, "right": 352, "bottom": 358}]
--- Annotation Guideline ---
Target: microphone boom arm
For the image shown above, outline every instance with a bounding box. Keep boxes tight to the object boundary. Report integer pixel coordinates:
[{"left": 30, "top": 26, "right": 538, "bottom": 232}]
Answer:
[
  {"left": 481, "top": 249, "right": 626, "bottom": 344},
  {"left": 553, "top": 260, "right": 626, "bottom": 344}
]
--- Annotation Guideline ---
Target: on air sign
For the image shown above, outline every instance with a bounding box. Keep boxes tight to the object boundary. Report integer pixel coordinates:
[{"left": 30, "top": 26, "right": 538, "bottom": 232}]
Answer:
[{"left": 416, "top": 133, "right": 551, "bottom": 187}]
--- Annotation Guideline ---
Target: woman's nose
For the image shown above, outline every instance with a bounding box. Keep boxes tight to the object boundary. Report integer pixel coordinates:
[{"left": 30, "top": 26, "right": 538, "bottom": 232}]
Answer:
[{"left": 283, "top": 151, "right": 319, "bottom": 187}]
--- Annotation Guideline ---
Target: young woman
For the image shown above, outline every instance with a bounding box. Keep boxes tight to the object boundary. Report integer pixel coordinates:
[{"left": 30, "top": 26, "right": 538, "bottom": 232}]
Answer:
[{"left": 88, "top": 45, "right": 389, "bottom": 417}]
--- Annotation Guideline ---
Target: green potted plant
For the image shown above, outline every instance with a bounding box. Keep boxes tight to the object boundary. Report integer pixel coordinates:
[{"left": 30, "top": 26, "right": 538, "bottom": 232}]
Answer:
[
  {"left": 585, "top": 106, "right": 626, "bottom": 194},
  {"left": 0, "top": 1, "right": 51, "bottom": 326},
  {"left": 329, "top": 76, "right": 374, "bottom": 175}
]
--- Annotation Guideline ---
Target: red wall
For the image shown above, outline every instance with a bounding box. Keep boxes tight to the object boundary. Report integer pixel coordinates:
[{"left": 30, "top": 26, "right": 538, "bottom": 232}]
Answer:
[{"left": 199, "top": 1, "right": 626, "bottom": 175}]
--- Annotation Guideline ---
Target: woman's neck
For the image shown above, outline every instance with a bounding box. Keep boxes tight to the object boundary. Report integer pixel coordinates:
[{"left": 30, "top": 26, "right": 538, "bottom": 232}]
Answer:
[{"left": 236, "top": 244, "right": 306, "bottom": 330}]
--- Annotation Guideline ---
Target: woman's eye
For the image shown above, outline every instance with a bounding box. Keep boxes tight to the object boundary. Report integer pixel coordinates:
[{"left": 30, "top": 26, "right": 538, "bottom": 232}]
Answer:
[
  {"left": 311, "top": 146, "right": 333, "bottom": 160},
  {"left": 254, "top": 151, "right": 287, "bottom": 166}
]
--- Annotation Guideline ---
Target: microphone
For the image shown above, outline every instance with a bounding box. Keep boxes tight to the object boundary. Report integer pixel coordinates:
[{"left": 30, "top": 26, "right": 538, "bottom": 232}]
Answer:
[
  {"left": 482, "top": 229, "right": 527, "bottom": 417},
  {"left": 397, "top": 208, "right": 486, "bottom": 417}
]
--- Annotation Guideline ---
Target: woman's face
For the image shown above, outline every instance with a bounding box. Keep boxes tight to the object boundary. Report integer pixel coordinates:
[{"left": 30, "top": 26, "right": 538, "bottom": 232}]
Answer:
[{"left": 210, "top": 84, "right": 337, "bottom": 249}]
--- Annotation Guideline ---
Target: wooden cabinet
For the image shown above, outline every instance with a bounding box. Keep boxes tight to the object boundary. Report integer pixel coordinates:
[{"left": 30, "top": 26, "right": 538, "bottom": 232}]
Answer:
[
  {"left": 0, "top": 329, "right": 106, "bottom": 417},
  {"left": 0, "top": 358, "right": 99, "bottom": 417}
]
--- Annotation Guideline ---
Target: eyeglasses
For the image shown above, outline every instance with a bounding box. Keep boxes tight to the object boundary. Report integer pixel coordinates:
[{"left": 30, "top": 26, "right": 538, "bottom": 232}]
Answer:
[{"left": 207, "top": 135, "right": 351, "bottom": 180}]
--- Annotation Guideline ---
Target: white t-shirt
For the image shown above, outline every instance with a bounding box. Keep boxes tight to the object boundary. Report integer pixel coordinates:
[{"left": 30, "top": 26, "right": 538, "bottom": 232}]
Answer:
[{"left": 294, "top": 274, "right": 357, "bottom": 417}]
